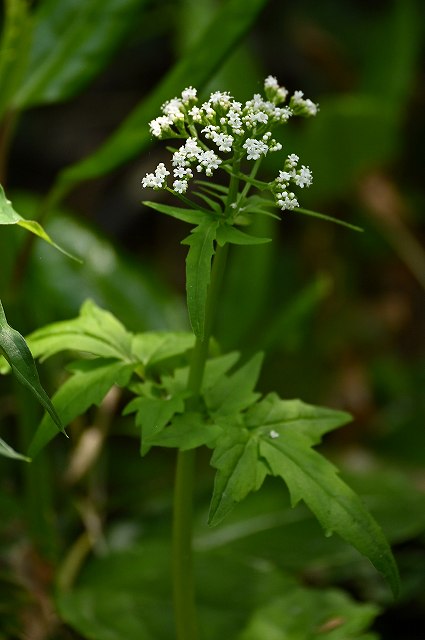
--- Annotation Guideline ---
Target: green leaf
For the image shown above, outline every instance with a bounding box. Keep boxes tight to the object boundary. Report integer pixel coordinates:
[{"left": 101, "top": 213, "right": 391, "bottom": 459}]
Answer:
[
  {"left": 182, "top": 220, "right": 219, "bottom": 339},
  {"left": 147, "top": 412, "right": 223, "bottom": 451},
  {"left": 208, "top": 393, "right": 399, "bottom": 595},
  {"left": 0, "top": 437, "right": 30, "bottom": 462},
  {"left": 124, "top": 393, "right": 186, "bottom": 455},
  {"left": 131, "top": 332, "right": 195, "bottom": 368},
  {"left": 205, "top": 352, "right": 263, "bottom": 416},
  {"left": 216, "top": 225, "right": 271, "bottom": 247},
  {"left": 237, "top": 587, "right": 380, "bottom": 640},
  {"left": 55, "top": 0, "right": 269, "bottom": 188},
  {"left": 209, "top": 419, "right": 269, "bottom": 526},
  {"left": 143, "top": 201, "right": 213, "bottom": 225},
  {"left": 0, "top": 185, "right": 77, "bottom": 258},
  {"left": 295, "top": 207, "right": 364, "bottom": 232},
  {"left": 0, "top": 299, "right": 63, "bottom": 434},
  {"left": 260, "top": 433, "right": 399, "bottom": 595},
  {"left": 28, "top": 359, "right": 134, "bottom": 457},
  {"left": 245, "top": 392, "right": 352, "bottom": 445},
  {"left": 27, "top": 299, "right": 134, "bottom": 362},
  {"left": 14, "top": 0, "right": 148, "bottom": 108}
]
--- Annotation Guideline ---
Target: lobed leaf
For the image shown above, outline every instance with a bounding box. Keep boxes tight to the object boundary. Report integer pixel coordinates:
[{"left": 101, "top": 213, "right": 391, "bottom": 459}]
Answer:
[
  {"left": 260, "top": 433, "right": 399, "bottom": 595},
  {"left": 0, "top": 299, "right": 63, "bottom": 434},
  {"left": 124, "top": 393, "right": 186, "bottom": 455},
  {"left": 27, "top": 299, "right": 134, "bottom": 362},
  {"left": 182, "top": 220, "right": 219, "bottom": 339},
  {"left": 205, "top": 352, "right": 263, "bottom": 416},
  {"left": 28, "top": 359, "right": 135, "bottom": 457},
  {"left": 208, "top": 392, "right": 399, "bottom": 594},
  {"left": 147, "top": 412, "right": 223, "bottom": 451}
]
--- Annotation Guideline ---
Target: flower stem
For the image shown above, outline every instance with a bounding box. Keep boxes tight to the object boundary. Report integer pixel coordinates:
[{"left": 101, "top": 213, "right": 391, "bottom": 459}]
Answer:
[{"left": 172, "top": 241, "right": 229, "bottom": 640}]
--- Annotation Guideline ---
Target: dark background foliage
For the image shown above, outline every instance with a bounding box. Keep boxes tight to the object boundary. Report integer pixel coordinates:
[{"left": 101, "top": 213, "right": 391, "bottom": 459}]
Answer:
[{"left": 1, "top": 0, "right": 425, "bottom": 637}]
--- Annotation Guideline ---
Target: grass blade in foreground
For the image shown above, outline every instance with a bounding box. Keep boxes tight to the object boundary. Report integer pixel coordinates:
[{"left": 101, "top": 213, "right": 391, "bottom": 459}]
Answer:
[
  {"left": 0, "top": 185, "right": 78, "bottom": 259},
  {"left": 0, "top": 299, "right": 63, "bottom": 435}
]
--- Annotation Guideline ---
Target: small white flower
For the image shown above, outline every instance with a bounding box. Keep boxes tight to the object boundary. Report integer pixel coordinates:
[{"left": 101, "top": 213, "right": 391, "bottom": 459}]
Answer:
[
  {"left": 269, "top": 429, "right": 280, "bottom": 439},
  {"left": 173, "top": 166, "right": 192, "bottom": 179},
  {"left": 181, "top": 87, "right": 197, "bottom": 103},
  {"left": 277, "top": 170, "right": 292, "bottom": 183},
  {"left": 188, "top": 106, "right": 202, "bottom": 122},
  {"left": 277, "top": 191, "right": 299, "bottom": 211},
  {"left": 243, "top": 138, "right": 269, "bottom": 160},
  {"left": 173, "top": 179, "right": 188, "bottom": 193},
  {"left": 286, "top": 154, "right": 299, "bottom": 169},
  {"left": 196, "top": 149, "right": 222, "bottom": 175},
  {"left": 264, "top": 75, "right": 279, "bottom": 89},
  {"left": 149, "top": 115, "right": 172, "bottom": 137},
  {"left": 294, "top": 165, "right": 313, "bottom": 188}
]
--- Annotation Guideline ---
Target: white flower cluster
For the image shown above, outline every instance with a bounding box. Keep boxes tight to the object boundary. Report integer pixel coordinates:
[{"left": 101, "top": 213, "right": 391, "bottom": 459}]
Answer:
[
  {"left": 142, "top": 76, "right": 317, "bottom": 206},
  {"left": 272, "top": 154, "right": 313, "bottom": 211}
]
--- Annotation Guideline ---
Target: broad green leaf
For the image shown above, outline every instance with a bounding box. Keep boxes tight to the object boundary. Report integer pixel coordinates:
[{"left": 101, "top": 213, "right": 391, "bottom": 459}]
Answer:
[
  {"left": 143, "top": 201, "right": 213, "bottom": 225},
  {"left": 55, "top": 0, "right": 269, "bottom": 188},
  {"left": 0, "top": 185, "right": 76, "bottom": 258},
  {"left": 237, "top": 588, "right": 380, "bottom": 640},
  {"left": 13, "top": 0, "right": 148, "bottom": 108},
  {"left": 0, "top": 299, "right": 63, "bottom": 433},
  {"left": 27, "top": 299, "right": 134, "bottom": 362},
  {"left": 124, "top": 393, "right": 186, "bottom": 455},
  {"left": 147, "top": 412, "right": 223, "bottom": 451},
  {"left": 216, "top": 225, "right": 271, "bottom": 247},
  {"left": 0, "top": 437, "right": 30, "bottom": 462},
  {"left": 205, "top": 352, "right": 263, "bottom": 416},
  {"left": 28, "top": 359, "right": 134, "bottom": 457},
  {"left": 182, "top": 220, "right": 219, "bottom": 339}
]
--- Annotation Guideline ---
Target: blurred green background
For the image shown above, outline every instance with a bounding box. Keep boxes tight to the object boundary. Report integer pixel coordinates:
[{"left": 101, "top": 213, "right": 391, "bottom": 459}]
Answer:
[{"left": 1, "top": 0, "right": 425, "bottom": 638}]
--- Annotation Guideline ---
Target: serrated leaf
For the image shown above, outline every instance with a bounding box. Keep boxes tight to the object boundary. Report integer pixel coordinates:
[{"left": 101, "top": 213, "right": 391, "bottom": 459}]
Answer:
[
  {"left": 245, "top": 393, "right": 352, "bottom": 445},
  {"left": 55, "top": 0, "right": 269, "bottom": 187},
  {"left": 131, "top": 331, "right": 195, "bottom": 368},
  {"left": 28, "top": 359, "right": 134, "bottom": 457},
  {"left": 209, "top": 420, "right": 268, "bottom": 525},
  {"left": 0, "top": 300, "right": 63, "bottom": 434},
  {"left": 182, "top": 220, "right": 219, "bottom": 339},
  {"left": 259, "top": 433, "right": 399, "bottom": 595},
  {"left": 0, "top": 185, "right": 78, "bottom": 259},
  {"left": 205, "top": 352, "right": 263, "bottom": 416},
  {"left": 0, "top": 437, "right": 30, "bottom": 462},
  {"left": 143, "top": 201, "right": 213, "bottom": 225},
  {"left": 148, "top": 412, "right": 222, "bottom": 451},
  {"left": 208, "top": 392, "right": 399, "bottom": 595},
  {"left": 216, "top": 225, "right": 271, "bottom": 247},
  {"left": 27, "top": 299, "right": 134, "bottom": 362},
  {"left": 14, "top": 0, "right": 148, "bottom": 108},
  {"left": 124, "top": 393, "right": 186, "bottom": 455}
]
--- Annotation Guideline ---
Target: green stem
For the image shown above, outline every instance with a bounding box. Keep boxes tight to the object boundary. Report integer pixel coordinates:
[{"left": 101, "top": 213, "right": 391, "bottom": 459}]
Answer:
[{"left": 172, "top": 242, "right": 229, "bottom": 640}]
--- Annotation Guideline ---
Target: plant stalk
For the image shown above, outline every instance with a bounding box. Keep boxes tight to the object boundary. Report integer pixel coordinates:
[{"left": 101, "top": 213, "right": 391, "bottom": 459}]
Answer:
[{"left": 172, "top": 241, "right": 229, "bottom": 640}]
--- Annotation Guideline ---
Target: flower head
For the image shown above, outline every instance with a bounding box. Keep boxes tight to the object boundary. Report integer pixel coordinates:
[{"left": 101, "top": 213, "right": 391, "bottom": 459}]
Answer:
[{"left": 142, "top": 78, "right": 317, "bottom": 207}]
